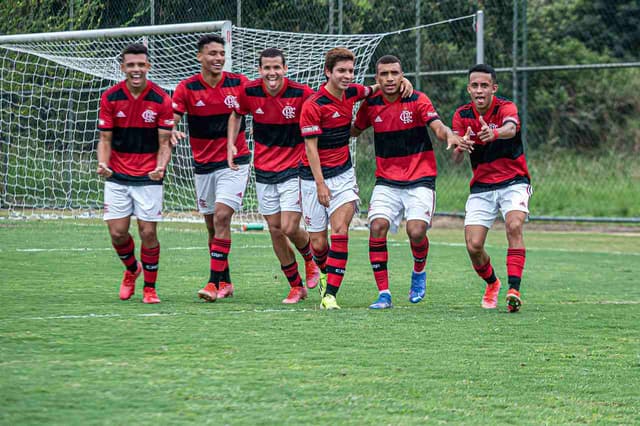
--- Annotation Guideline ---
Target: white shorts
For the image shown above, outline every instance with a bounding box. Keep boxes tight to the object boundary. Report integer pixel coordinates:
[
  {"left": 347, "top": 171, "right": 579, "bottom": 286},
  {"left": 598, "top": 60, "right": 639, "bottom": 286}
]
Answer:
[
  {"left": 464, "top": 183, "right": 533, "bottom": 228},
  {"left": 256, "top": 177, "right": 302, "bottom": 216},
  {"left": 103, "top": 181, "right": 163, "bottom": 222},
  {"left": 300, "top": 167, "right": 360, "bottom": 232},
  {"left": 194, "top": 164, "right": 250, "bottom": 214},
  {"left": 368, "top": 185, "right": 435, "bottom": 233}
]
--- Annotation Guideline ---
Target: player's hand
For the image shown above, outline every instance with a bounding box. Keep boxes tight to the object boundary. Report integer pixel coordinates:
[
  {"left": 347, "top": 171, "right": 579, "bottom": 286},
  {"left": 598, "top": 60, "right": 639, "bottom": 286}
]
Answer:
[
  {"left": 96, "top": 162, "right": 113, "bottom": 178},
  {"left": 170, "top": 130, "right": 186, "bottom": 147},
  {"left": 148, "top": 166, "right": 165, "bottom": 181},
  {"left": 456, "top": 126, "right": 475, "bottom": 152},
  {"left": 478, "top": 116, "right": 497, "bottom": 143},
  {"left": 227, "top": 145, "right": 239, "bottom": 171},
  {"left": 399, "top": 77, "right": 414, "bottom": 98},
  {"left": 316, "top": 181, "right": 331, "bottom": 208}
]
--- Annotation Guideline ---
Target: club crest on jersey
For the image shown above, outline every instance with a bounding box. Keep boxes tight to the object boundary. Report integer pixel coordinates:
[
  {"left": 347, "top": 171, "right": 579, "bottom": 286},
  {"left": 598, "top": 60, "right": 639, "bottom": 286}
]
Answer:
[
  {"left": 399, "top": 110, "right": 413, "bottom": 124},
  {"left": 142, "top": 109, "right": 157, "bottom": 123},
  {"left": 282, "top": 105, "right": 296, "bottom": 119},
  {"left": 224, "top": 95, "right": 239, "bottom": 109}
]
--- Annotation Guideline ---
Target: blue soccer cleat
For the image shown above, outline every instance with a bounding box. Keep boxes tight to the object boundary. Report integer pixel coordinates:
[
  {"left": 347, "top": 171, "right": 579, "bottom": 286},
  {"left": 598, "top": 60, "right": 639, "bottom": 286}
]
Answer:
[
  {"left": 409, "top": 271, "right": 427, "bottom": 303},
  {"left": 368, "top": 293, "right": 393, "bottom": 309}
]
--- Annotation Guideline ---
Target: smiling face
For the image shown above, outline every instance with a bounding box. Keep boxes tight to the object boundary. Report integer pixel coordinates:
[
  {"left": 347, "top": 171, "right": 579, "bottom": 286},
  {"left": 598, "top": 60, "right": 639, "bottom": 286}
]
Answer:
[
  {"left": 325, "top": 59, "right": 355, "bottom": 93},
  {"left": 198, "top": 41, "right": 226, "bottom": 77},
  {"left": 259, "top": 56, "right": 288, "bottom": 94},
  {"left": 120, "top": 53, "right": 150, "bottom": 92},
  {"left": 467, "top": 71, "right": 498, "bottom": 113}
]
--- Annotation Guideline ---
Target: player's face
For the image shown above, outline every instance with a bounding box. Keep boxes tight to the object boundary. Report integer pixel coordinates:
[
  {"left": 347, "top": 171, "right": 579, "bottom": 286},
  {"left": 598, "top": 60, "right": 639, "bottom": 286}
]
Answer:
[
  {"left": 198, "top": 42, "right": 226, "bottom": 75},
  {"left": 259, "top": 56, "right": 288, "bottom": 93},
  {"left": 376, "top": 62, "right": 403, "bottom": 97},
  {"left": 467, "top": 72, "right": 498, "bottom": 112},
  {"left": 120, "top": 53, "right": 150, "bottom": 89},
  {"left": 325, "top": 60, "right": 355, "bottom": 92}
]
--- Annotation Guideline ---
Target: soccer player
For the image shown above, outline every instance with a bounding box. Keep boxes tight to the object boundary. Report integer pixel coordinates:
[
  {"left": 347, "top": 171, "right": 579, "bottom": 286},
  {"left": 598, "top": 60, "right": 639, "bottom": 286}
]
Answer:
[
  {"left": 352, "top": 55, "right": 469, "bottom": 309},
  {"left": 96, "top": 43, "right": 173, "bottom": 304},
  {"left": 227, "top": 48, "right": 320, "bottom": 304},
  {"left": 171, "top": 34, "right": 250, "bottom": 302},
  {"left": 299, "top": 47, "right": 412, "bottom": 310},
  {"left": 452, "top": 64, "right": 532, "bottom": 313}
]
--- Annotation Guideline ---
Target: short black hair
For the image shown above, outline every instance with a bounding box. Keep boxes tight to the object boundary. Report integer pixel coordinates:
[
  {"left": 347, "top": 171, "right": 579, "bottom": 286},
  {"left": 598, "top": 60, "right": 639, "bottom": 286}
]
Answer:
[
  {"left": 120, "top": 43, "right": 148, "bottom": 62},
  {"left": 259, "top": 48, "right": 286, "bottom": 67},
  {"left": 468, "top": 64, "right": 497, "bottom": 83},
  {"left": 197, "top": 34, "right": 225, "bottom": 51},
  {"left": 376, "top": 55, "right": 402, "bottom": 72}
]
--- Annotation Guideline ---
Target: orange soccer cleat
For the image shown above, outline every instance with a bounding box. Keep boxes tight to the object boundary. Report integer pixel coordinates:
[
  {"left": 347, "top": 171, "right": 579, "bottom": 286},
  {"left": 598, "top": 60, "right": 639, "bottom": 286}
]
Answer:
[
  {"left": 282, "top": 286, "right": 308, "bottom": 304},
  {"left": 142, "top": 287, "right": 161, "bottom": 304},
  {"left": 197, "top": 282, "right": 218, "bottom": 302},
  {"left": 506, "top": 288, "right": 522, "bottom": 313},
  {"left": 481, "top": 278, "right": 501, "bottom": 309},
  {"left": 304, "top": 261, "right": 320, "bottom": 289},
  {"left": 217, "top": 282, "right": 235, "bottom": 299},
  {"left": 119, "top": 262, "right": 142, "bottom": 300}
]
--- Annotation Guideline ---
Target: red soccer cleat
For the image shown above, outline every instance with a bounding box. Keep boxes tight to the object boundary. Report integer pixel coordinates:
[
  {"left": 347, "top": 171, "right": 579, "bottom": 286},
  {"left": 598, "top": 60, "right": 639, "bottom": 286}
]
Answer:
[
  {"left": 304, "top": 260, "right": 320, "bottom": 289},
  {"left": 282, "top": 286, "right": 308, "bottom": 304},
  {"left": 197, "top": 282, "right": 218, "bottom": 302},
  {"left": 217, "top": 282, "right": 234, "bottom": 299},
  {"left": 142, "top": 287, "right": 161, "bottom": 304},
  {"left": 119, "top": 261, "right": 142, "bottom": 300},
  {"left": 481, "top": 278, "right": 501, "bottom": 309},
  {"left": 506, "top": 288, "right": 522, "bottom": 313}
]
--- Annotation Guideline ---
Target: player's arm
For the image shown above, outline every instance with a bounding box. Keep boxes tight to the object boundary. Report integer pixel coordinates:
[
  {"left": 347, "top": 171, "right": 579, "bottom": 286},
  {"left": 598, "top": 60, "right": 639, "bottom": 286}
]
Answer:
[
  {"left": 149, "top": 130, "right": 172, "bottom": 181},
  {"left": 96, "top": 131, "right": 113, "bottom": 178},
  {"left": 430, "top": 119, "right": 473, "bottom": 153},
  {"left": 227, "top": 111, "right": 244, "bottom": 171},
  {"left": 478, "top": 115, "right": 516, "bottom": 143},
  {"left": 368, "top": 78, "right": 413, "bottom": 98},
  {"left": 170, "top": 113, "right": 186, "bottom": 147},
  {"left": 451, "top": 112, "right": 470, "bottom": 164},
  {"left": 305, "top": 136, "right": 331, "bottom": 208},
  {"left": 351, "top": 101, "right": 370, "bottom": 138}
]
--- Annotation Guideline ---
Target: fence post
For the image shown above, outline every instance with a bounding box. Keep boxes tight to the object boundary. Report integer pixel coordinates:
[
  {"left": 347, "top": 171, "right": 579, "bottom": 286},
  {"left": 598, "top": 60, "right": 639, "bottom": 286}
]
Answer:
[
  {"left": 476, "top": 10, "right": 484, "bottom": 64},
  {"left": 512, "top": 0, "right": 518, "bottom": 105},
  {"left": 521, "top": 0, "right": 528, "bottom": 153},
  {"left": 237, "top": 0, "right": 242, "bottom": 27},
  {"left": 338, "top": 0, "right": 343, "bottom": 34},
  {"left": 415, "top": 0, "right": 421, "bottom": 90}
]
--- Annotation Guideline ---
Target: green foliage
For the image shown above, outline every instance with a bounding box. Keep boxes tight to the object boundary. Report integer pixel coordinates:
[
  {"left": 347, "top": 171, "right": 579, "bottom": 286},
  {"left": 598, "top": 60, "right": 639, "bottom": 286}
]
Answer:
[{"left": 0, "top": 0, "right": 103, "bottom": 34}]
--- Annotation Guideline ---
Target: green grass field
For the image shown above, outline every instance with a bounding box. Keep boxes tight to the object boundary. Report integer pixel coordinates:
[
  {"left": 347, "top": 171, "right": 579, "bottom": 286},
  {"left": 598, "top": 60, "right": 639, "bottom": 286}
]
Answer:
[{"left": 1, "top": 220, "right": 639, "bottom": 425}]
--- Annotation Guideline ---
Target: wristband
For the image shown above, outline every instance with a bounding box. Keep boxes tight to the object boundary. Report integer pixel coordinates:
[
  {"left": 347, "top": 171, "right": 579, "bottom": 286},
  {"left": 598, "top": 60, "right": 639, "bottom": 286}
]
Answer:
[{"left": 492, "top": 129, "right": 499, "bottom": 141}]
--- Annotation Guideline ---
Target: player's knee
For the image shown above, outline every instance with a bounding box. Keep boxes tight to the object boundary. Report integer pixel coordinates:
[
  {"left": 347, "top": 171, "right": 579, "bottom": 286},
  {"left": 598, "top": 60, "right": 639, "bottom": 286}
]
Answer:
[
  {"left": 109, "top": 229, "right": 129, "bottom": 244},
  {"left": 281, "top": 223, "right": 299, "bottom": 239},
  {"left": 138, "top": 228, "right": 158, "bottom": 247},
  {"left": 213, "top": 212, "right": 232, "bottom": 229},
  {"left": 406, "top": 224, "right": 427, "bottom": 241},
  {"left": 465, "top": 237, "right": 484, "bottom": 256},
  {"left": 505, "top": 219, "right": 523, "bottom": 239},
  {"left": 369, "top": 219, "right": 389, "bottom": 238}
]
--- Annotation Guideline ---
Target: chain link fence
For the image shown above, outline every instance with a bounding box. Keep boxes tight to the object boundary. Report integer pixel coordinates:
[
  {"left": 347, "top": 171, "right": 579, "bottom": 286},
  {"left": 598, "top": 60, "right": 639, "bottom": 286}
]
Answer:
[{"left": 2, "top": 0, "right": 638, "bottom": 220}]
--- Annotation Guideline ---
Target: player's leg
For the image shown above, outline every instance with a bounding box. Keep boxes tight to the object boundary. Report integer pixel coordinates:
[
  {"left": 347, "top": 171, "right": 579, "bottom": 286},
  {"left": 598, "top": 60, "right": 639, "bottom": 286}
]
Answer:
[
  {"left": 132, "top": 184, "right": 163, "bottom": 304},
  {"left": 405, "top": 186, "right": 435, "bottom": 304},
  {"left": 368, "top": 218, "right": 392, "bottom": 309},
  {"left": 464, "top": 191, "right": 501, "bottom": 309},
  {"left": 194, "top": 172, "right": 219, "bottom": 301},
  {"left": 282, "top": 211, "right": 319, "bottom": 289},
  {"left": 300, "top": 177, "right": 330, "bottom": 298}
]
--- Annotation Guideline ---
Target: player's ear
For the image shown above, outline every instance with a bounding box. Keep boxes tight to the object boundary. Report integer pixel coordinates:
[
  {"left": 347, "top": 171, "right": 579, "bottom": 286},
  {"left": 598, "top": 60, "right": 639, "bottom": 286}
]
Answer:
[{"left": 492, "top": 83, "right": 498, "bottom": 94}]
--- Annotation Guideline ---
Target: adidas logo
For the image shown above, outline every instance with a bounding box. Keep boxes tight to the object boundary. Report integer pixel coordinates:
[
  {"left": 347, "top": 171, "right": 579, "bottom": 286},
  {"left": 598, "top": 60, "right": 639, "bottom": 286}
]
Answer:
[
  {"left": 195, "top": 100, "right": 205, "bottom": 107},
  {"left": 374, "top": 115, "right": 382, "bottom": 123},
  {"left": 116, "top": 111, "right": 126, "bottom": 118},
  {"left": 255, "top": 107, "right": 264, "bottom": 114},
  {"left": 332, "top": 111, "right": 340, "bottom": 118}
]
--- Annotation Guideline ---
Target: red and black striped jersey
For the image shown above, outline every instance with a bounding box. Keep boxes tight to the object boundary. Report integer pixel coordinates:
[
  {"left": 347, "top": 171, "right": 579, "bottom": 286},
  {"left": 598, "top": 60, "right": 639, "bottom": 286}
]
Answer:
[
  {"left": 172, "top": 72, "right": 250, "bottom": 174},
  {"left": 98, "top": 80, "right": 173, "bottom": 186},
  {"left": 299, "top": 83, "right": 371, "bottom": 180},
  {"left": 235, "top": 78, "right": 314, "bottom": 184},
  {"left": 354, "top": 91, "right": 441, "bottom": 189},
  {"left": 452, "top": 96, "right": 530, "bottom": 193}
]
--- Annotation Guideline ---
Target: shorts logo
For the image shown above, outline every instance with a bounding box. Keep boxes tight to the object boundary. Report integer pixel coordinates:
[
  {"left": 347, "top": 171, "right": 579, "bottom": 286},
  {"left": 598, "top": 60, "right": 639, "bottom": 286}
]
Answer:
[
  {"left": 304, "top": 215, "right": 311, "bottom": 226},
  {"left": 519, "top": 200, "right": 528, "bottom": 208},
  {"left": 399, "top": 110, "right": 413, "bottom": 124},
  {"left": 282, "top": 105, "right": 296, "bottom": 119},
  {"left": 425, "top": 210, "right": 431, "bottom": 219},
  {"left": 142, "top": 109, "right": 157, "bottom": 123},
  {"left": 236, "top": 192, "right": 243, "bottom": 198},
  {"left": 224, "top": 95, "right": 239, "bottom": 109},
  {"left": 198, "top": 198, "right": 208, "bottom": 209}
]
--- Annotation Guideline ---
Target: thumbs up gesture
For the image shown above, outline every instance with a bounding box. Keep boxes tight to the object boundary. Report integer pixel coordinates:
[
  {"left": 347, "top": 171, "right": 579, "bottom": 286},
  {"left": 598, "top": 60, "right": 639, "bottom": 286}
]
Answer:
[{"left": 478, "top": 116, "right": 498, "bottom": 143}]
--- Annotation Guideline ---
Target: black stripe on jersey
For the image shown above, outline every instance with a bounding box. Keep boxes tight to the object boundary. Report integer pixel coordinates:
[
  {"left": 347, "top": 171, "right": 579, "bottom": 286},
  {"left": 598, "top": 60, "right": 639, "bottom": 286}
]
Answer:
[
  {"left": 470, "top": 176, "right": 530, "bottom": 194},
  {"left": 373, "top": 127, "right": 433, "bottom": 158},
  {"left": 108, "top": 173, "right": 162, "bottom": 186},
  {"left": 222, "top": 77, "right": 242, "bottom": 88},
  {"left": 376, "top": 176, "right": 436, "bottom": 190},
  {"left": 318, "top": 125, "right": 351, "bottom": 149},
  {"left": 282, "top": 87, "right": 304, "bottom": 98},
  {"left": 253, "top": 122, "right": 303, "bottom": 147},
  {"left": 366, "top": 95, "right": 385, "bottom": 106},
  {"left": 111, "top": 127, "right": 159, "bottom": 153},
  {"left": 315, "top": 96, "right": 333, "bottom": 106},
  {"left": 254, "top": 167, "right": 300, "bottom": 184},
  {"left": 245, "top": 85, "right": 266, "bottom": 97},
  {"left": 401, "top": 93, "right": 420, "bottom": 103},
  {"left": 299, "top": 156, "right": 352, "bottom": 180},
  {"left": 458, "top": 108, "right": 475, "bottom": 119},
  {"left": 345, "top": 87, "right": 359, "bottom": 99},
  {"left": 144, "top": 90, "right": 164, "bottom": 104},
  {"left": 186, "top": 80, "right": 206, "bottom": 91},
  {"left": 107, "top": 89, "right": 128, "bottom": 102},
  {"left": 193, "top": 154, "right": 251, "bottom": 174},
  {"left": 470, "top": 134, "right": 524, "bottom": 168},
  {"left": 187, "top": 113, "right": 246, "bottom": 139}
]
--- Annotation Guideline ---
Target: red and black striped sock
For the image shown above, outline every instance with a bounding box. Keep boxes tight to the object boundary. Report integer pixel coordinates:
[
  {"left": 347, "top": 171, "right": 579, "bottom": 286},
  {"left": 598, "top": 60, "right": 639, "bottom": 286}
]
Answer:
[
  {"left": 296, "top": 239, "right": 314, "bottom": 263},
  {"left": 507, "top": 248, "right": 526, "bottom": 291},
  {"left": 281, "top": 261, "right": 303, "bottom": 288},
  {"left": 410, "top": 236, "right": 429, "bottom": 273},
  {"left": 473, "top": 259, "right": 498, "bottom": 285},
  {"left": 210, "top": 238, "right": 231, "bottom": 289},
  {"left": 313, "top": 245, "right": 328, "bottom": 273},
  {"left": 141, "top": 244, "right": 160, "bottom": 288},
  {"left": 369, "top": 237, "right": 389, "bottom": 292},
  {"left": 326, "top": 234, "right": 348, "bottom": 296},
  {"left": 113, "top": 234, "right": 138, "bottom": 273}
]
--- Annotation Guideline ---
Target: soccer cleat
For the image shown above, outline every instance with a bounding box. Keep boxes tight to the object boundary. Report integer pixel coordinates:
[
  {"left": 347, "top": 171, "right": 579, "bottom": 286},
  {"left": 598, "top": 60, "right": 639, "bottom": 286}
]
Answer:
[
  {"left": 142, "top": 287, "right": 161, "bottom": 304},
  {"left": 317, "top": 272, "right": 327, "bottom": 298},
  {"left": 409, "top": 271, "right": 427, "bottom": 304},
  {"left": 217, "top": 282, "right": 234, "bottom": 299},
  {"left": 320, "top": 294, "right": 340, "bottom": 310},
  {"left": 282, "top": 286, "right": 308, "bottom": 304},
  {"left": 119, "top": 261, "right": 142, "bottom": 300},
  {"left": 481, "top": 278, "right": 502, "bottom": 309},
  {"left": 305, "top": 261, "right": 321, "bottom": 289},
  {"left": 369, "top": 293, "right": 393, "bottom": 310},
  {"left": 197, "top": 282, "right": 218, "bottom": 302},
  {"left": 506, "top": 288, "right": 522, "bottom": 313}
]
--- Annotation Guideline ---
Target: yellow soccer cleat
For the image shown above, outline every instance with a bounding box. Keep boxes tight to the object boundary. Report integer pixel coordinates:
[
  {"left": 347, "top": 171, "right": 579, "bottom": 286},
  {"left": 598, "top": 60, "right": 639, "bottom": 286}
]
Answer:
[{"left": 320, "top": 294, "right": 341, "bottom": 310}]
